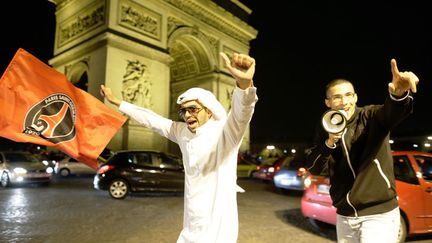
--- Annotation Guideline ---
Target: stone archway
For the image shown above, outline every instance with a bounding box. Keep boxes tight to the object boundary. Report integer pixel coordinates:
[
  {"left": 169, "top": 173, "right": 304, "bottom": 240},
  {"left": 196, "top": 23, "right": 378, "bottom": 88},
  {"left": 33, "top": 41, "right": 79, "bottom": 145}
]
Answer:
[
  {"left": 167, "top": 26, "right": 220, "bottom": 120},
  {"left": 65, "top": 58, "right": 90, "bottom": 91}
]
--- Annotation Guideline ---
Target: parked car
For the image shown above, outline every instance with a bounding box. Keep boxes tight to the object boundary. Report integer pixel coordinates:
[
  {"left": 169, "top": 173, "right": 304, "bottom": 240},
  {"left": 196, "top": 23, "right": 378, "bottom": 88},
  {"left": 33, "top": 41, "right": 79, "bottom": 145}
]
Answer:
[
  {"left": 0, "top": 151, "right": 53, "bottom": 187},
  {"left": 252, "top": 156, "right": 291, "bottom": 181},
  {"left": 273, "top": 157, "right": 308, "bottom": 191},
  {"left": 93, "top": 150, "right": 185, "bottom": 199},
  {"left": 301, "top": 150, "right": 432, "bottom": 243},
  {"left": 237, "top": 156, "right": 259, "bottom": 178},
  {"left": 54, "top": 156, "right": 97, "bottom": 177}
]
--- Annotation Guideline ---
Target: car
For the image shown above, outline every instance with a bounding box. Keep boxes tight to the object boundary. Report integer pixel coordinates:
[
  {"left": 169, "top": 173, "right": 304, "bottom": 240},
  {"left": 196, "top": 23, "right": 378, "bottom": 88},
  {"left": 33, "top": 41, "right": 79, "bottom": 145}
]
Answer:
[
  {"left": 237, "top": 155, "right": 259, "bottom": 178},
  {"left": 252, "top": 156, "right": 291, "bottom": 181},
  {"left": 0, "top": 151, "right": 53, "bottom": 187},
  {"left": 301, "top": 150, "right": 432, "bottom": 243},
  {"left": 273, "top": 157, "right": 308, "bottom": 192},
  {"left": 54, "top": 156, "right": 97, "bottom": 177},
  {"left": 93, "top": 150, "right": 185, "bottom": 199}
]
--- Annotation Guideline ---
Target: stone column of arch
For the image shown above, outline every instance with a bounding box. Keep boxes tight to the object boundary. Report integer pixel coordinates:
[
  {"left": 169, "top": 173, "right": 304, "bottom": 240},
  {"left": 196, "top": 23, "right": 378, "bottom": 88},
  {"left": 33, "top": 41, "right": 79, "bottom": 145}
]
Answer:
[{"left": 48, "top": 0, "right": 257, "bottom": 155}]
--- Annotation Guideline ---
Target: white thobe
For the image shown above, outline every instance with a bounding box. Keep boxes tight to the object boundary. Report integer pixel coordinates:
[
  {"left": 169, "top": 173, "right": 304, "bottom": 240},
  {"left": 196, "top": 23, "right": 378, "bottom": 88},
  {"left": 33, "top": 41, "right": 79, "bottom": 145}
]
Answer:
[{"left": 119, "top": 87, "right": 258, "bottom": 243}]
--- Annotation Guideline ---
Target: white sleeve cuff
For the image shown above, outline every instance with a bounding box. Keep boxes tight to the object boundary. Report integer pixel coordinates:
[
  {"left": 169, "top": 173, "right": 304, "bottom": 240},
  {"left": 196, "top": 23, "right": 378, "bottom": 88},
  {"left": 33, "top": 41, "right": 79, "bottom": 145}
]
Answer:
[
  {"left": 325, "top": 140, "right": 337, "bottom": 149},
  {"left": 389, "top": 91, "right": 410, "bottom": 101}
]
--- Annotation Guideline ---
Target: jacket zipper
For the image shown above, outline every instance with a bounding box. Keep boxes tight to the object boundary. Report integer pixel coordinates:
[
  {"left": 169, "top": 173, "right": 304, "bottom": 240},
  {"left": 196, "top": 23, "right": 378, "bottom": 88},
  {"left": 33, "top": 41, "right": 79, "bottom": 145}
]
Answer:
[
  {"left": 373, "top": 159, "right": 391, "bottom": 188},
  {"left": 341, "top": 128, "right": 358, "bottom": 216},
  {"left": 307, "top": 154, "right": 322, "bottom": 171}
]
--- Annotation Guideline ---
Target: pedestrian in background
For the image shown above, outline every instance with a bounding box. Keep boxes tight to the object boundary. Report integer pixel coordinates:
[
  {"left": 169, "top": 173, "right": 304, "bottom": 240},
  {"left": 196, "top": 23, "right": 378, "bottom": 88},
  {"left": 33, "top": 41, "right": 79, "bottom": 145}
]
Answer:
[
  {"left": 100, "top": 52, "right": 258, "bottom": 243},
  {"left": 306, "top": 59, "right": 419, "bottom": 242}
]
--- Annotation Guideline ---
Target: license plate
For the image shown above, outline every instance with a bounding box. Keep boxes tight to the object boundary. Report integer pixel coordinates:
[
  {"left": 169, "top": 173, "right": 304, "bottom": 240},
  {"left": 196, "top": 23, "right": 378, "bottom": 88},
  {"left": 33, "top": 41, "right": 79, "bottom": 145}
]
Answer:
[
  {"left": 280, "top": 178, "right": 294, "bottom": 185},
  {"left": 317, "top": 184, "right": 330, "bottom": 194}
]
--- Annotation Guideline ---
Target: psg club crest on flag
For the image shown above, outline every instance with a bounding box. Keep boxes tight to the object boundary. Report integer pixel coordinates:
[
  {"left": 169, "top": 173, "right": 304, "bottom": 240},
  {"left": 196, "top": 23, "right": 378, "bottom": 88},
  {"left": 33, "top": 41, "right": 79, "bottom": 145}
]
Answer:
[{"left": 23, "top": 93, "right": 77, "bottom": 144}]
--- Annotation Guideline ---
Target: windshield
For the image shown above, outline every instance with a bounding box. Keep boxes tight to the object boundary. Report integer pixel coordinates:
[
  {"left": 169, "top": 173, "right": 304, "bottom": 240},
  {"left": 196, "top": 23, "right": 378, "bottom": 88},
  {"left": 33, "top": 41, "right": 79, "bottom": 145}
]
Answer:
[
  {"left": 414, "top": 155, "right": 432, "bottom": 181},
  {"left": 282, "top": 158, "right": 304, "bottom": 169},
  {"left": 5, "top": 153, "right": 39, "bottom": 163}
]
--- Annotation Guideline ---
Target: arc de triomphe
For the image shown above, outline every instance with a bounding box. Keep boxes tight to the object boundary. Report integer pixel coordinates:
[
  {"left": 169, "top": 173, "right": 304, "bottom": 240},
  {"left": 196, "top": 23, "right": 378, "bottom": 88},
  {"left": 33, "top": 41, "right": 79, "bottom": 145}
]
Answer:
[{"left": 48, "top": 0, "right": 257, "bottom": 155}]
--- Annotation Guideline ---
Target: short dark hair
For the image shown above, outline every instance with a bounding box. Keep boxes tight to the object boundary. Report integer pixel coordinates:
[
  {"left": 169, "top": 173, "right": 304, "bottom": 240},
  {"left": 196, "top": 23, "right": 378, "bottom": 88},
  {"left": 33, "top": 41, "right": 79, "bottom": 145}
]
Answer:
[{"left": 325, "top": 79, "right": 353, "bottom": 98}]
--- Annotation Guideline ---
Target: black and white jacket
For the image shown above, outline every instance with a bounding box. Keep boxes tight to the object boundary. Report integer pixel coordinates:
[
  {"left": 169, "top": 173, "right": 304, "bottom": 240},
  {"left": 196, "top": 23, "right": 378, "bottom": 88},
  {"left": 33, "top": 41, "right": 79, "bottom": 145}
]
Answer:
[{"left": 307, "top": 92, "right": 413, "bottom": 217}]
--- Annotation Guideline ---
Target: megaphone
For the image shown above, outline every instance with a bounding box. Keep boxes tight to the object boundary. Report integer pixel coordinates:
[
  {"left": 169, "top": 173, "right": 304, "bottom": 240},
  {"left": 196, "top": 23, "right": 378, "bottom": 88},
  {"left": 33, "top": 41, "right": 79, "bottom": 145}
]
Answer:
[{"left": 322, "top": 109, "right": 347, "bottom": 134}]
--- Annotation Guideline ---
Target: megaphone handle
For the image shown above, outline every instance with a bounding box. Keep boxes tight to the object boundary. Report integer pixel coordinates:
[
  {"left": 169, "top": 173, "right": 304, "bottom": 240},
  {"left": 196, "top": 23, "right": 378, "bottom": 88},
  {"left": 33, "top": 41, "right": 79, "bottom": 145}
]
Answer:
[{"left": 327, "top": 132, "right": 343, "bottom": 147}]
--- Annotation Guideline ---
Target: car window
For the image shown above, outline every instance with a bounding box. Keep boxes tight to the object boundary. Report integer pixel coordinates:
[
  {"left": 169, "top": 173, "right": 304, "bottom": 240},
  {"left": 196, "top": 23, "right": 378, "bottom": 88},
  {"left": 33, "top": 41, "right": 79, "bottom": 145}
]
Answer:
[
  {"left": 414, "top": 155, "right": 432, "bottom": 181},
  {"left": 238, "top": 159, "right": 256, "bottom": 166},
  {"left": 112, "top": 152, "right": 136, "bottom": 165},
  {"left": 4, "top": 153, "right": 39, "bottom": 163},
  {"left": 153, "top": 153, "right": 182, "bottom": 169},
  {"left": 393, "top": 155, "right": 418, "bottom": 184},
  {"left": 135, "top": 153, "right": 152, "bottom": 166}
]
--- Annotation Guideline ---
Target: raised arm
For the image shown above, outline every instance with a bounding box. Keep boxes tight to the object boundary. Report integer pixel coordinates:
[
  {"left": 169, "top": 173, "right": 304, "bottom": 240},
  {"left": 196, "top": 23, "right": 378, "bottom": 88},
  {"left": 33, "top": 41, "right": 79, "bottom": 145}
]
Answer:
[
  {"left": 388, "top": 58, "right": 420, "bottom": 97},
  {"left": 220, "top": 52, "right": 255, "bottom": 89}
]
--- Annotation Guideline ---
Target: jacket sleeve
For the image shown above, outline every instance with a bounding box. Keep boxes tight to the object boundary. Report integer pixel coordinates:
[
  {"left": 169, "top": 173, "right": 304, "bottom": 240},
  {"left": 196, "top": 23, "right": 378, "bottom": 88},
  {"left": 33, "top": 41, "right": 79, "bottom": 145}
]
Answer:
[
  {"left": 377, "top": 92, "right": 413, "bottom": 130},
  {"left": 306, "top": 120, "right": 335, "bottom": 176}
]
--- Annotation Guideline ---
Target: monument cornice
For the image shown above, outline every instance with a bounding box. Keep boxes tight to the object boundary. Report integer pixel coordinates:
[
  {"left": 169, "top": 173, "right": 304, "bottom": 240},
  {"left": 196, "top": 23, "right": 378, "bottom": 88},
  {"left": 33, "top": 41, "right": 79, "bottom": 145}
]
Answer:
[{"left": 162, "top": 0, "right": 257, "bottom": 44}]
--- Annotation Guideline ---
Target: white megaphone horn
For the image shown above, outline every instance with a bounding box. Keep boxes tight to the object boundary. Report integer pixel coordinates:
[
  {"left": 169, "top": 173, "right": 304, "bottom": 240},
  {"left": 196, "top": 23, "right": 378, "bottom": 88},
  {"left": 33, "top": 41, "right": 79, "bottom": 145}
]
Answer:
[{"left": 322, "top": 109, "right": 347, "bottom": 134}]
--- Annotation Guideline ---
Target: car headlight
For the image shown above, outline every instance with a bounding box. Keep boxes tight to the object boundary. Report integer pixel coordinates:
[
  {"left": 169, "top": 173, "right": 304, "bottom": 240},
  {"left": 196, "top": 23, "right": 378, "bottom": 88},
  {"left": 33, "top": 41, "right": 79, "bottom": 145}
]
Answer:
[
  {"left": 13, "top": 167, "right": 27, "bottom": 174},
  {"left": 46, "top": 167, "right": 54, "bottom": 174}
]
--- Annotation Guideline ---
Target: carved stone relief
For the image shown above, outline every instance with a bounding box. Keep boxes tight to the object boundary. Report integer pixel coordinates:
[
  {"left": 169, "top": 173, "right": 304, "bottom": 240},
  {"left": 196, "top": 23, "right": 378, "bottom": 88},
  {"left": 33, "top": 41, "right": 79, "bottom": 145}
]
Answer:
[
  {"left": 118, "top": 0, "right": 162, "bottom": 40},
  {"left": 58, "top": 1, "right": 105, "bottom": 47},
  {"left": 167, "top": 16, "right": 185, "bottom": 36},
  {"left": 122, "top": 60, "right": 152, "bottom": 108}
]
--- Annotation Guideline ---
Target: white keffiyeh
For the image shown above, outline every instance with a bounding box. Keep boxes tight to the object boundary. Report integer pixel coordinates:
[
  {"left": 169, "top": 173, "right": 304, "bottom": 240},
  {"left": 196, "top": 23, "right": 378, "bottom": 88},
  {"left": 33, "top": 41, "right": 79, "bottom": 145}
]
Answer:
[{"left": 177, "top": 88, "right": 227, "bottom": 121}]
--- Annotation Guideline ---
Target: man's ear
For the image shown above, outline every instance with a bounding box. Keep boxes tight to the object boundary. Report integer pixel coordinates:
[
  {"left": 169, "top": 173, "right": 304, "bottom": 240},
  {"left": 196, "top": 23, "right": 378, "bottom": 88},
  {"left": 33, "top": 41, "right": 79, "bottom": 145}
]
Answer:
[
  {"left": 324, "top": 98, "right": 331, "bottom": 108},
  {"left": 206, "top": 108, "right": 213, "bottom": 119}
]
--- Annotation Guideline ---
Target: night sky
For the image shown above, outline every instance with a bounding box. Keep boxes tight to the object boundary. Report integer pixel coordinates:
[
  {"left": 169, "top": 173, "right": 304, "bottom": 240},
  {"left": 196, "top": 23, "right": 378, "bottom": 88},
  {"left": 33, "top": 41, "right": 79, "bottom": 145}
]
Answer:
[
  {"left": 246, "top": 0, "right": 432, "bottom": 144},
  {"left": 1, "top": 1, "right": 431, "bottom": 147}
]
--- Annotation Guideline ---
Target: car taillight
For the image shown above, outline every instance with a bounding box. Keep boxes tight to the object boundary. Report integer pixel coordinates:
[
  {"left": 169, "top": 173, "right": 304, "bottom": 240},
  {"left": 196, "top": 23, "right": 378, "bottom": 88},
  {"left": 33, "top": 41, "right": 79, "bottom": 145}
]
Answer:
[
  {"left": 97, "top": 164, "right": 114, "bottom": 174},
  {"left": 297, "top": 167, "right": 307, "bottom": 177}
]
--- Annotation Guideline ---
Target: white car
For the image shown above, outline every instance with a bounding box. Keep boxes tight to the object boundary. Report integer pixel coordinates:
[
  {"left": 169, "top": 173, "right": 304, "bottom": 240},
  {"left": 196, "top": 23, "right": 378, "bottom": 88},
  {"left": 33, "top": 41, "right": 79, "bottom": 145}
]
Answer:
[
  {"left": 54, "top": 156, "right": 96, "bottom": 177},
  {"left": 0, "top": 151, "right": 53, "bottom": 187}
]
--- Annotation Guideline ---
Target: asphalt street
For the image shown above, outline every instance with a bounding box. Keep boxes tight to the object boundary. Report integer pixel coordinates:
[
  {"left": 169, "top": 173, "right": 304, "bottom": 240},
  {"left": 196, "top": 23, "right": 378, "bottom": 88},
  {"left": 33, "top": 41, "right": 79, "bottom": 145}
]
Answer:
[{"left": 0, "top": 176, "right": 430, "bottom": 243}]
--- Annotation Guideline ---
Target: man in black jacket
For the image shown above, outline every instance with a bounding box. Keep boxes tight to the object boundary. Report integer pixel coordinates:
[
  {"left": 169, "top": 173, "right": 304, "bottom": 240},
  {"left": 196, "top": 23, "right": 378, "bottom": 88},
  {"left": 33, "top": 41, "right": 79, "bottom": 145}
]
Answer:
[{"left": 306, "top": 59, "right": 419, "bottom": 243}]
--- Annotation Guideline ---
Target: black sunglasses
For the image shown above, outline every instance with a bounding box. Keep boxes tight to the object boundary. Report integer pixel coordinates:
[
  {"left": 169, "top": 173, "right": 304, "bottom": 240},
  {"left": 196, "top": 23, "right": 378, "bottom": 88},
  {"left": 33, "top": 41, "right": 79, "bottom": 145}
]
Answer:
[{"left": 178, "top": 106, "right": 203, "bottom": 118}]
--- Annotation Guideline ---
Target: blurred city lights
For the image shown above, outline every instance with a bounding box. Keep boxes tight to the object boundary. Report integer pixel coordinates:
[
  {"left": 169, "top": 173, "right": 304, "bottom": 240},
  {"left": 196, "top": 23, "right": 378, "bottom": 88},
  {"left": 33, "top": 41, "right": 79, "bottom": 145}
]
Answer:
[{"left": 266, "top": 145, "right": 275, "bottom": 150}]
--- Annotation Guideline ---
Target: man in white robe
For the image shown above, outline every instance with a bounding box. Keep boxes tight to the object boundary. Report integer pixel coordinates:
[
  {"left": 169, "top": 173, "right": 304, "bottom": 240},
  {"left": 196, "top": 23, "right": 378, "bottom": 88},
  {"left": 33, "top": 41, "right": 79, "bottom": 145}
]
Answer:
[{"left": 100, "top": 52, "right": 258, "bottom": 243}]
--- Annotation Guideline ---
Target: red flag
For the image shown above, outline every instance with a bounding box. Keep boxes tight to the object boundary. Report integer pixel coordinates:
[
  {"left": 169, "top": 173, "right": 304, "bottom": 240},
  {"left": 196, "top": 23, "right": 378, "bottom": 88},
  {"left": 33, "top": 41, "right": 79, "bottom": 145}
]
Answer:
[{"left": 0, "top": 48, "right": 127, "bottom": 169}]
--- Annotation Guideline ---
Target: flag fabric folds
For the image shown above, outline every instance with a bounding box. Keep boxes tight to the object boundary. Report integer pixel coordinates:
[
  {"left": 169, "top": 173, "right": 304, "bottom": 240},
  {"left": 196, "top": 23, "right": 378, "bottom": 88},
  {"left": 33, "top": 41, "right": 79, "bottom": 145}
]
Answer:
[{"left": 0, "top": 48, "right": 127, "bottom": 169}]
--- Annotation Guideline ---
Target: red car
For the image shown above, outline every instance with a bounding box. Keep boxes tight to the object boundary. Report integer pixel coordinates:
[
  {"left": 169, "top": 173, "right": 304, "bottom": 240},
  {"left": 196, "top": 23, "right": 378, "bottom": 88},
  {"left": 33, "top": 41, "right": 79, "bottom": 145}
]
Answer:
[
  {"left": 252, "top": 156, "right": 288, "bottom": 181},
  {"left": 301, "top": 150, "right": 432, "bottom": 243}
]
